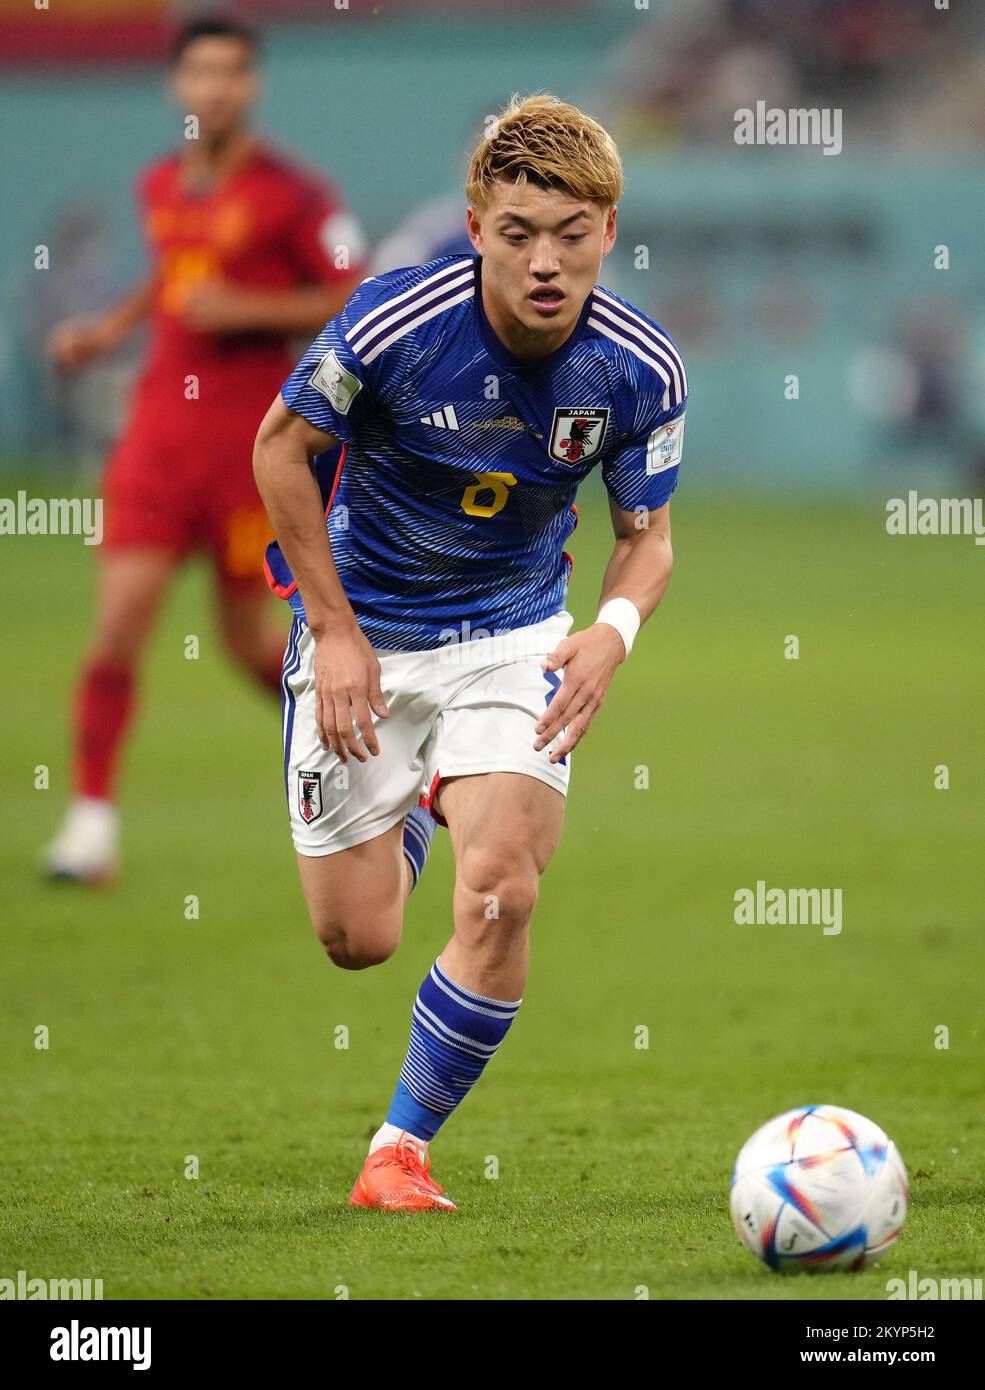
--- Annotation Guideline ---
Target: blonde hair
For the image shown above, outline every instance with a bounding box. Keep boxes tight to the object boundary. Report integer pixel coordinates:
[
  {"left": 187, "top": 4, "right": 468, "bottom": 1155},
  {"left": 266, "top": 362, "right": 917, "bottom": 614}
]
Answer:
[{"left": 466, "top": 93, "right": 623, "bottom": 210}]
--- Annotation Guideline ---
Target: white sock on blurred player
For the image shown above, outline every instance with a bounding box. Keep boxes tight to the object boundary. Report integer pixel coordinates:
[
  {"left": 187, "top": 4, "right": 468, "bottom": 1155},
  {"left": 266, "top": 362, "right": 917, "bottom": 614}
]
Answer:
[{"left": 43, "top": 797, "right": 119, "bottom": 884}]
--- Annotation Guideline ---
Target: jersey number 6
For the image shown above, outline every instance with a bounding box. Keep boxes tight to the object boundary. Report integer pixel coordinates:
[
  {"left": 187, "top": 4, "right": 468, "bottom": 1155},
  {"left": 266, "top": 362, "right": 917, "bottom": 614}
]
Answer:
[{"left": 460, "top": 471, "right": 517, "bottom": 518}]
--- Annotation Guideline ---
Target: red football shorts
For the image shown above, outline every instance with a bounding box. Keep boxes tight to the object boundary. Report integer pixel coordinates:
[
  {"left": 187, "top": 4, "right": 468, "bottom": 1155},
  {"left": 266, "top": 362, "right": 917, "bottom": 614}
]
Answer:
[{"left": 102, "top": 376, "right": 279, "bottom": 586}]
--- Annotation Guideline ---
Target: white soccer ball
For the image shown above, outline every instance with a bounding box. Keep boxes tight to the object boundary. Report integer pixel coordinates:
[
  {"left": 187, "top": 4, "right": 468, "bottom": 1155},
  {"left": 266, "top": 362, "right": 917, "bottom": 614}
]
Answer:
[{"left": 729, "top": 1104, "right": 909, "bottom": 1272}]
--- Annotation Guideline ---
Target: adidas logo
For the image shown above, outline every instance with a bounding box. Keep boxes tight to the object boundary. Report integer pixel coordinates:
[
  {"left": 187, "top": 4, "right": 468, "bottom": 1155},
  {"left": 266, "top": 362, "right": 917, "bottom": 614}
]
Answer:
[{"left": 420, "top": 405, "right": 460, "bottom": 430}]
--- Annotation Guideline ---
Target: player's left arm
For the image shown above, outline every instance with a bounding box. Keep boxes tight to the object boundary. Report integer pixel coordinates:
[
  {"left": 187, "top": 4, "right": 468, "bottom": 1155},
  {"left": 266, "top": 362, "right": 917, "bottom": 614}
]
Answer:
[
  {"left": 182, "top": 278, "right": 361, "bottom": 336},
  {"left": 533, "top": 498, "right": 673, "bottom": 763},
  {"left": 182, "top": 183, "right": 367, "bottom": 335}
]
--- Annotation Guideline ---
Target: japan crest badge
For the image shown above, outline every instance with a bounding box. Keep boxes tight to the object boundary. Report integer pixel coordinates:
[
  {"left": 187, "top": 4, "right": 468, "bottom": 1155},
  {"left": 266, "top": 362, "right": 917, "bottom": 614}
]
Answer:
[{"left": 549, "top": 407, "right": 609, "bottom": 465}]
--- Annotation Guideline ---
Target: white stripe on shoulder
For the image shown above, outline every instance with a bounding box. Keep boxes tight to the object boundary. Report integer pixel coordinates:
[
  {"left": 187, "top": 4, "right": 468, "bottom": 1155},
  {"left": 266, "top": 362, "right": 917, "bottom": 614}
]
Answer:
[
  {"left": 591, "top": 300, "right": 684, "bottom": 406},
  {"left": 359, "top": 284, "right": 475, "bottom": 365},
  {"left": 344, "top": 259, "right": 474, "bottom": 346},
  {"left": 588, "top": 315, "right": 672, "bottom": 411},
  {"left": 593, "top": 288, "right": 688, "bottom": 400},
  {"left": 349, "top": 268, "right": 474, "bottom": 360}
]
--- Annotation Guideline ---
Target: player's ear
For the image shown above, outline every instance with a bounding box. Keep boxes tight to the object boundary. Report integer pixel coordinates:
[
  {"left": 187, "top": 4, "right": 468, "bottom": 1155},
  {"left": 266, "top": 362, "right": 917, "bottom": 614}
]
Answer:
[
  {"left": 465, "top": 205, "right": 483, "bottom": 253},
  {"left": 602, "top": 204, "right": 617, "bottom": 256}
]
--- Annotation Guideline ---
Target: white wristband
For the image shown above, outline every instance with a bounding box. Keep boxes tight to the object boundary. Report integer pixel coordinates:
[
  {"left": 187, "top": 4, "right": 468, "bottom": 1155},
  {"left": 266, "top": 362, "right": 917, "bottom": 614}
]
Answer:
[{"left": 596, "top": 597, "right": 641, "bottom": 657}]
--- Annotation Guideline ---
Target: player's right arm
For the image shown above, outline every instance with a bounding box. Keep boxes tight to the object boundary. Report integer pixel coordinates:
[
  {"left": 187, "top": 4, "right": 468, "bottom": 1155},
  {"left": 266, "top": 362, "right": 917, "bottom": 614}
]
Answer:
[
  {"left": 253, "top": 397, "right": 389, "bottom": 763},
  {"left": 258, "top": 268, "right": 425, "bottom": 760},
  {"left": 48, "top": 276, "right": 158, "bottom": 371}
]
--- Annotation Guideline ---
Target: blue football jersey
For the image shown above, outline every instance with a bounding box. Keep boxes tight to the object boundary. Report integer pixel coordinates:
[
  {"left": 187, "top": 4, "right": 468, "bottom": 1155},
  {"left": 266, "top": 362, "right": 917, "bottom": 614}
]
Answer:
[{"left": 270, "top": 255, "right": 687, "bottom": 650}]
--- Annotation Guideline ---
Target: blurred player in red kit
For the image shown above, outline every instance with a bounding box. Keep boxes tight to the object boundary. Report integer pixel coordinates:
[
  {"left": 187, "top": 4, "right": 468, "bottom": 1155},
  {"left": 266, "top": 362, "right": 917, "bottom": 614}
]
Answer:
[{"left": 43, "top": 15, "right": 366, "bottom": 882}]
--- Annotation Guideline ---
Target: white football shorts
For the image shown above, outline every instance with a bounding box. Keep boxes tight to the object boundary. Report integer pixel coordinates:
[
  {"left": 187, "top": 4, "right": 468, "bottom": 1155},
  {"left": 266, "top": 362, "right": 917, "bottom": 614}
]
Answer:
[{"left": 281, "top": 608, "right": 575, "bottom": 855}]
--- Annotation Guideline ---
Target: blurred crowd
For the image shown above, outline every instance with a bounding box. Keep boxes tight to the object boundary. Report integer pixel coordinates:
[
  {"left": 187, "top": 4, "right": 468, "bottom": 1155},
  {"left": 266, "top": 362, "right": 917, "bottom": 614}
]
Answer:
[
  {"left": 20, "top": 205, "right": 138, "bottom": 464},
  {"left": 16, "top": 0, "right": 985, "bottom": 485},
  {"left": 591, "top": 0, "right": 985, "bottom": 483},
  {"left": 599, "top": 0, "right": 983, "bottom": 152}
]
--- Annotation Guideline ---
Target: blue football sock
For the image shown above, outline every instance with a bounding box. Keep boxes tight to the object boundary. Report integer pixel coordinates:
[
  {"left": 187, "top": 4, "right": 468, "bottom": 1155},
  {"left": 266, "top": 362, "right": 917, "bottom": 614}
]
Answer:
[
  {"left": 402, "top": 803, "right": 435, "bottom": 893},
  {"left": 385, "top": 958, "right": 522, "bottom": 1141}
]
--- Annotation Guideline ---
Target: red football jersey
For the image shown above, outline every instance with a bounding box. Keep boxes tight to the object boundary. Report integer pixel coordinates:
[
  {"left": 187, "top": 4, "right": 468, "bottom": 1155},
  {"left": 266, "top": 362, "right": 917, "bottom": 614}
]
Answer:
[
  {"left": 101, "top": 143, "right": 364, "bottom": 580},
  {"left": 136, "top": 141, "right": 365, "bottom": 401}
]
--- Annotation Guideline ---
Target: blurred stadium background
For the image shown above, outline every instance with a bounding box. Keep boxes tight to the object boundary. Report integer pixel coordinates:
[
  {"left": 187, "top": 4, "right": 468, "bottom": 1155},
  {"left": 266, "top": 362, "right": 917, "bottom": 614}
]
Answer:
[
  {"left": 3, "top": 0, "right": 985, "bottom": 486},
  {"left": 3, "top": 0, "right": 983, "bottom": 1300}
]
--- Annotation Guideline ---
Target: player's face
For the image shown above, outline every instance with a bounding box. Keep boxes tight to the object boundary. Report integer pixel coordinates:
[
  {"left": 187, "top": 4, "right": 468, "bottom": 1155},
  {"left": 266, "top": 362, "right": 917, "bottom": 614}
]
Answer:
[
  {"left": 467, "top": 181, "right": 616, "bottom": 348},
  {"left": 171, "top": 37, "right": 258, "bottom": 143}
]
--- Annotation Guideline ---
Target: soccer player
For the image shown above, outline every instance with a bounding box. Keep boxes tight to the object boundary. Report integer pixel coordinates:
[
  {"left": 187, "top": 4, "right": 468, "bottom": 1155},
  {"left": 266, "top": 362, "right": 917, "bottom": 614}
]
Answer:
[
  {"left": 253, "top": 95, "right": 687, "bottom": 1211},
  {"left": 43, "top": 15, "right": 365, "bottom": 883}
]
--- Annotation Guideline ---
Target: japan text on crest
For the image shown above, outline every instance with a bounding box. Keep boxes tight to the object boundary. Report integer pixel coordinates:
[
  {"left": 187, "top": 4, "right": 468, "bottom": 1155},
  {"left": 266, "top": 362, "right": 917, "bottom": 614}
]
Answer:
[{"left": 549, "top": 408, "right": 609, "bottom": 465}]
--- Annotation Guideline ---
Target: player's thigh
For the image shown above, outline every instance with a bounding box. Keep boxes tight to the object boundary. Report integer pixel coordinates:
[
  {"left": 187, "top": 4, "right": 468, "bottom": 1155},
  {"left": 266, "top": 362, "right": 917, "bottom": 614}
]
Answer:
[
  {"left": 437, "top": 770, "right": 566, "bottom": 923},
  {"left": 284, "top": 627, "right": 429, "bottom": 854},
  {"left": 196, "top": 409, "right": 275, "bottom": 587},
  {"left": 102, "top": 422, "right": 196, "bottom": 563},
  {"left": 90, "top": 547, "right": 182, "bottom": 664},
  {"left": 295, "top": 818, "right": 407, "bottom": 969},
  {"left": 284, "top": 625, "right": 436, "bottom": 961},
  {"left": 424, "top": 609, "right": 573, "bottom": 915}
]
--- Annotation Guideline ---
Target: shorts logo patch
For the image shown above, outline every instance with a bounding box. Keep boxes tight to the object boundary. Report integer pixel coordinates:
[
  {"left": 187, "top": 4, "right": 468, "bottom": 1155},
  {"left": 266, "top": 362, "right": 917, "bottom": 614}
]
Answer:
[
  {"left": 308, "top": 350, "right": 363, "bottom": 415},
  {"left": 549, "top": 408, "right": 609, "bottom": 465},
  {"left": 298, "top": 769, "right": 323, "bottom": 824}
]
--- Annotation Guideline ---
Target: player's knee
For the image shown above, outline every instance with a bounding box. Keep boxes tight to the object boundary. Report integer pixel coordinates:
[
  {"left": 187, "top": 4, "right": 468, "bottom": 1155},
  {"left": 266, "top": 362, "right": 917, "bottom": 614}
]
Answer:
[
  {"left": 90, "top": 621, "right": 144, "bottom": 668},
  {"left": 219, "top": 617, "right": 262, "bottom": 672},
  {"left": 458, "top": 848, "right": 540, "bottom": 928},
  {"left": 324, "top": 937, "right": 398, "bottom": 971},
  {"left": 314, "top": 915, "right": 400, "bottom": 971},
  {"left": 89, "top": 640, "right": 138, "bottom": 671}
]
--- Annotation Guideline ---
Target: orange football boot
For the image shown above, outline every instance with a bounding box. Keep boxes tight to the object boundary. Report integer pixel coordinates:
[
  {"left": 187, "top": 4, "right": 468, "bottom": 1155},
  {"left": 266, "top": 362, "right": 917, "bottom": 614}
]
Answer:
[{"left": 349, "top": 1132, "right": 457, "bottom": 1212}]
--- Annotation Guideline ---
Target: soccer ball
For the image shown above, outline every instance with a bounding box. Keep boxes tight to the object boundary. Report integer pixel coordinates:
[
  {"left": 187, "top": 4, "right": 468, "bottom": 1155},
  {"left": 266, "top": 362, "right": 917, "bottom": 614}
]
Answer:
[{"left": 729, "top": 1104, "right": 909, "bottom": 1272}]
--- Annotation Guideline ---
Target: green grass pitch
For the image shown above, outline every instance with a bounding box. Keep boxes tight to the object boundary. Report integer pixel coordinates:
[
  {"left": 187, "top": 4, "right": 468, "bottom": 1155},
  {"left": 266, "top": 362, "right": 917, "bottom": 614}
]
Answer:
[{"left": 2, "top": 480, "right": 983, "bottom": 1300}]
